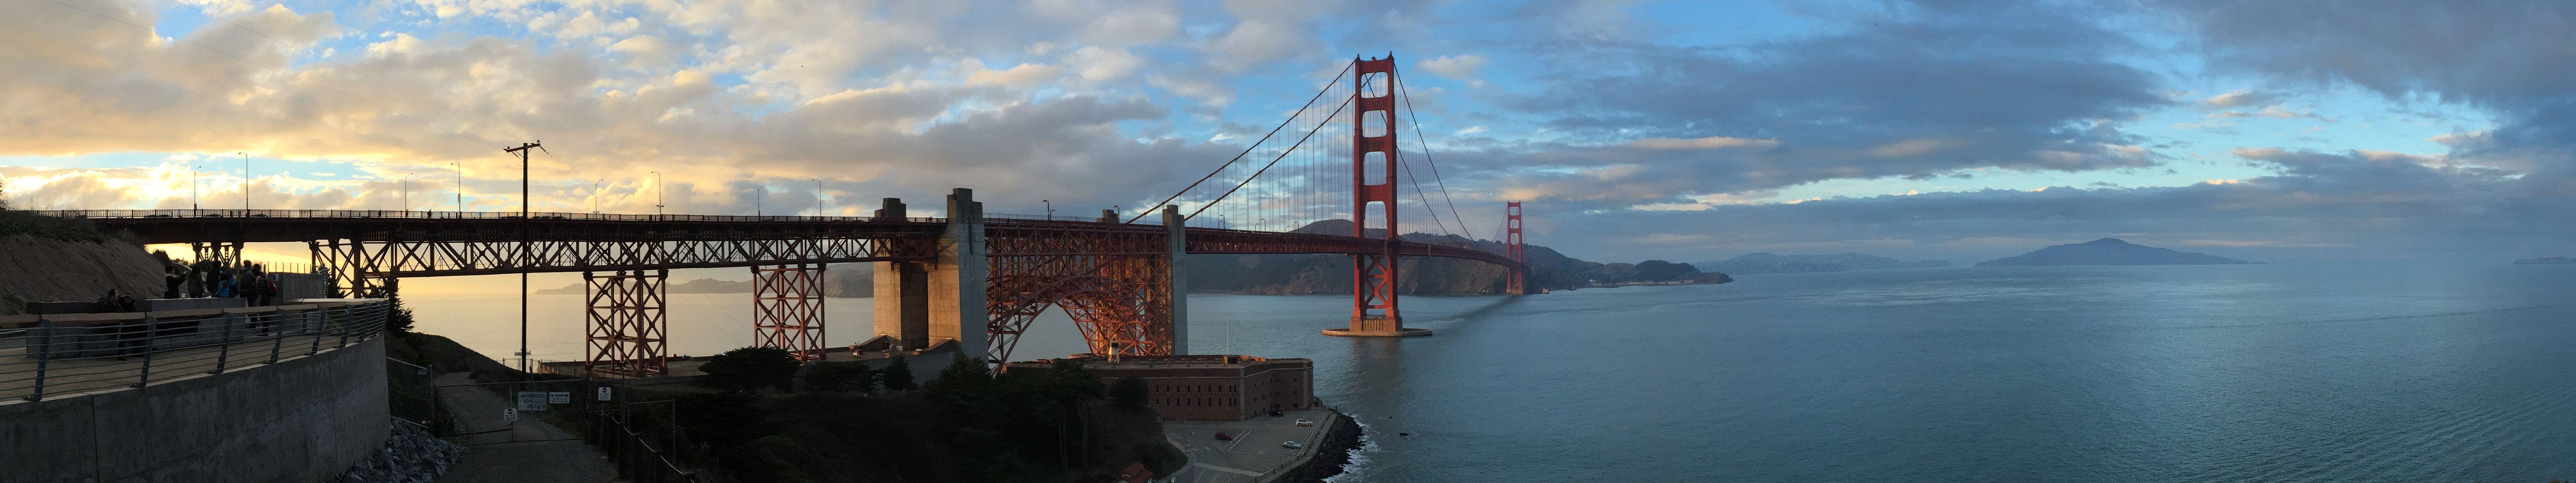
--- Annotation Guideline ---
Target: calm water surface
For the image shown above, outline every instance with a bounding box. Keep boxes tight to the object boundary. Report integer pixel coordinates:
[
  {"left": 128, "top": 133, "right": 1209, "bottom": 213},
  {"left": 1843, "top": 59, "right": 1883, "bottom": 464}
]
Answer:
[{"left": 414, "top": 263, "right": 2576, "bottom": 482}]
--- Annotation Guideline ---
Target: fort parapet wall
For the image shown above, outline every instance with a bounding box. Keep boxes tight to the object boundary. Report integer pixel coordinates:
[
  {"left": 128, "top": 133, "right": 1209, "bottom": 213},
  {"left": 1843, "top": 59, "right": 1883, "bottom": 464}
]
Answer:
[{"left": 0, "top": 335, "right": 388, "bottom": 482}]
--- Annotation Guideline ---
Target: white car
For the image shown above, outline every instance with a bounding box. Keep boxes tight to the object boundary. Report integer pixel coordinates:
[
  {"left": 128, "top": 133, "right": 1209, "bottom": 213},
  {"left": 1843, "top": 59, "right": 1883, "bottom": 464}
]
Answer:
[
  {"left": 1293, "top": 419, "right": 1315, "bottom": 427},
  {"left": 1281, "top": 441, "right": 1304, "bottom": 449}
]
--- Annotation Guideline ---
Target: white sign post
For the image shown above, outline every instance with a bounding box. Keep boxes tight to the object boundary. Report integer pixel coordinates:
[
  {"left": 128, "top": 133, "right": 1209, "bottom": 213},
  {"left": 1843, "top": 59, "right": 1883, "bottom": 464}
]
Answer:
[
  {"left": 548, "top": 392, "right": 572, "bottom": 404},
  {"left": 597, "top": 386, "right": 613, "bottom": 401},
  {"left": 517, "top": 391, "right": 550, "bottom": 412},
  {"left": 502, "top": 408, "right": 518, "bottom": 423}
]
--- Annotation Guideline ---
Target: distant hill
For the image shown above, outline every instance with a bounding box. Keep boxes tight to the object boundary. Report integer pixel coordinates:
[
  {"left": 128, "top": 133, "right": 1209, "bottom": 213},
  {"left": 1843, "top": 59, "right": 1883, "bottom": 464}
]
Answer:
[
  {"left": 1696, "top": 252, "right": 1949, "bottom": 275},
  {"left": 1181, "top": 219, "right": 1729, "bottom": 294},
  {"left": 1976, "top": 238, "right": 2254, "bottom": 267}
]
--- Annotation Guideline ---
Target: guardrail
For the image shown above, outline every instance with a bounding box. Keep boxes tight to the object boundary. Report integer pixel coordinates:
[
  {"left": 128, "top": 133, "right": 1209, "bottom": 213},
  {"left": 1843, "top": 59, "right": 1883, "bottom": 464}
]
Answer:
[
  {"left": 26, "top": 209, "right": 942, "bottom": 224},
  {"left": 590, "top": 410, "right": 697, "bottom": 483},
  {"left": 0, "top": 299, "right": 392, "bottom": 402}
]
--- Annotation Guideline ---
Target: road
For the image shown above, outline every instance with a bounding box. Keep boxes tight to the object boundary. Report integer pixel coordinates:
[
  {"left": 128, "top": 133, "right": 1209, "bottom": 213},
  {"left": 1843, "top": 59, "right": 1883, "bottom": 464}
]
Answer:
[
  {"left": 1163, "top": 409, "right": 1337, "bottom": 483},
  {"left": 432, "top": 373, "right": 622, "bottom": 483}
]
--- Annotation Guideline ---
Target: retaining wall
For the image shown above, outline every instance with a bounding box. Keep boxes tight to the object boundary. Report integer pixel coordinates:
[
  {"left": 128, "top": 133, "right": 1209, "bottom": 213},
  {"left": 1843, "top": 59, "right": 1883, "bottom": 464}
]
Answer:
[{"left": 0, "top": 336, "right": 389, "bottom": 483}]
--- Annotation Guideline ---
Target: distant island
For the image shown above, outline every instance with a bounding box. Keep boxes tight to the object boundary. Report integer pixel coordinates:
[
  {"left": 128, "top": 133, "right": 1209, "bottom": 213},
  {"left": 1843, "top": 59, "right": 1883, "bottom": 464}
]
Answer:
[
  {"left": 1695, "top": 252, "right": 1949, "bottom": 275},
  {"left": 1976, "top": 238, "right": 2256, "bottom": 267},
  {"left": 2516, "top": 256, "right": 2576, "bottom": 264}
]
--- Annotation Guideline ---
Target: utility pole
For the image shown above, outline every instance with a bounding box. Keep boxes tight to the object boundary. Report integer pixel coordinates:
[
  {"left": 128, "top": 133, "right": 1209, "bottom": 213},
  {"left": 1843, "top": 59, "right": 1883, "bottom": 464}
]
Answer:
[
  {"left": 652, "top": 171, "right": 664, "bottom": 217},
  {"left": 401, "top": 174, "right": 411, "bottom": 212},
  {"left": 504, "top": 141, "right": 542, "bottom": 374}
]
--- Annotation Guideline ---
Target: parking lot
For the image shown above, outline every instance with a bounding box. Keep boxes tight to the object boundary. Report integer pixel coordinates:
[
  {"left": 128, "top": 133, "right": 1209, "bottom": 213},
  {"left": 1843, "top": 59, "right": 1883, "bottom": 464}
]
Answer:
[{"left": 1161, "top": 408, "right": 1337, "bottom": 483}]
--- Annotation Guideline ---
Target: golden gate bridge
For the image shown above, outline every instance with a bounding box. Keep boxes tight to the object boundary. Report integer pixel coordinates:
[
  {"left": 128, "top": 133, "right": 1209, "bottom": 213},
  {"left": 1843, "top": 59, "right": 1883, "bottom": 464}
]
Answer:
[{"left": 34, "top": 55, "right": 1534, "bottom": 375}]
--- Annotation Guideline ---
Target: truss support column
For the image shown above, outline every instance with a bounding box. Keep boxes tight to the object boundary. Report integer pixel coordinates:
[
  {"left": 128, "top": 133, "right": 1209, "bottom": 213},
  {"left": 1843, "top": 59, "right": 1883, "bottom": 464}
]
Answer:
[
  {"left": 929, "top": 188, "right": 989, "bottom": 360},
  {"left": 585, "top": 270, "right": 668, "bottom": 377},
  {"left": 1164, "top": 204, "right": 1189, "bottom": 355},
  {"left": 1505, "top": 201, "right": 1527, "bottom": 295},
  {"left": 194, "top": 241, "right": 243, "bottom": 269},
  {"left": 1328, "top": 55, "right": 1427, "bottom": 337},
  {"left": 752, "top": 263, "right": 826, "bottom": 361},
  {"left": 310, "top": 239, "right": 382, "bottom": 298},
  {"left": 871, "top": 198, "right": 931, "bottom": 350}
]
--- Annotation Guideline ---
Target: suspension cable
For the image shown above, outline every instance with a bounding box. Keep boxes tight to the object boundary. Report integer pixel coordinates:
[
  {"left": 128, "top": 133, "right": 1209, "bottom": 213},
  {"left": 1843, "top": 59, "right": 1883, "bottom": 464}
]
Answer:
[
  {"left": 1185, "top": 95, "right": 1356, "bottom": 222},
  {"left": 1131, "top": 61, "right": 1357, "bottom": 224},
  {"left": 1392, "top": 67, "right": 1474, "bottom": 239}
]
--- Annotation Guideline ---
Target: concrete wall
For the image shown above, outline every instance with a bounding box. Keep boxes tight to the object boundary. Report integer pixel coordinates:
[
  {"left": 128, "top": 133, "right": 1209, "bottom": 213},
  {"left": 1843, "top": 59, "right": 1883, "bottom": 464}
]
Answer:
[{"left": 0, "top": 337, "right": 390, "bottom": 483}]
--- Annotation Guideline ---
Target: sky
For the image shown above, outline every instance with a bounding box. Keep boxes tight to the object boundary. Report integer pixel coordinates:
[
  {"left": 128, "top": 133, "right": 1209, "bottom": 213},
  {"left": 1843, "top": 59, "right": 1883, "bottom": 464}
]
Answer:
[{"left": 2, "top": 0, "right": 2571, "bottom": 267}]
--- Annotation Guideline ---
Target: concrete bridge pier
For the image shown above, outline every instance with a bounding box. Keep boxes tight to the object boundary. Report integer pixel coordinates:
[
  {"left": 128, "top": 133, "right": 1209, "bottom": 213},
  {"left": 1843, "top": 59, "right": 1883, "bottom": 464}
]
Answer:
[{"left": 872, "top": 190, "right": 988, "bottom": 360}]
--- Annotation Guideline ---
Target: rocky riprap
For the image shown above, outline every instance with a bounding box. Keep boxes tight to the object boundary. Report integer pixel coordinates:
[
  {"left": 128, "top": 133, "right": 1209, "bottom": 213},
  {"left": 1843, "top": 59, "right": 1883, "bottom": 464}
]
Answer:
[{"left": 323, "top": 421, "right": 465, "bottom": 483}]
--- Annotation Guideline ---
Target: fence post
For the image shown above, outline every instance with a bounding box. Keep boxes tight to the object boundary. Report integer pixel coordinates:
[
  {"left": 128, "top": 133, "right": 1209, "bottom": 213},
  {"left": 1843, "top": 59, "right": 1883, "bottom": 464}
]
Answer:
[
  {"left": 28, "top": 317, "right": 52, "bottom": 401},
  {"left": 308, "top": 305, "right": 325, "bottom": 355},
  {"left": 212, "top": 312, "right": 239, "bottom": 374},
  {"left": 338, "top": 305, "right": 354, "bottom": 348},
  {"left": 134, "top": 315, "right": 156, "bottom": 388},
  {"left": 268, "top": 309, "right": 285, "bottom": 364}
]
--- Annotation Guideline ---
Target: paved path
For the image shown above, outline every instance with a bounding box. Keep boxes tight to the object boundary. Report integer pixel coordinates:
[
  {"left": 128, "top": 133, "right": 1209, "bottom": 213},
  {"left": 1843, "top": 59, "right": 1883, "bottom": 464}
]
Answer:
[{"left": 433, "top": 373, "right": 622, "bottom": 483}]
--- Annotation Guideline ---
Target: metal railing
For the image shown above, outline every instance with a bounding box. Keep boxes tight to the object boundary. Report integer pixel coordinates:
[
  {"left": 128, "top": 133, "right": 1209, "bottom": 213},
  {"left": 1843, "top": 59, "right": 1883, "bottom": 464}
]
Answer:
[
  {"left": 27, "top": 209, "right": 941, "bottom": 224},
  {"left": 589, "top": 410, "right": 697, "bottom": 483},
  {"left": 0, "top": 300, "right": 392, "bottom": 402}
]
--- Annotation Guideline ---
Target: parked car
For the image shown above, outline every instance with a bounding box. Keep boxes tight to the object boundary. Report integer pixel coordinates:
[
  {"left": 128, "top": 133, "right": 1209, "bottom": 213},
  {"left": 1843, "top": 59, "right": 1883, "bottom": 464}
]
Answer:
[
  {"left": 1281, "top": 441, "right": 1304, "bottom": 449},
  {"left": 1294, "top": 419, "right": 1316, "bottom": 427},
  {"left": 1213, "top": 432, "right": 1233, "bottom": 441}
]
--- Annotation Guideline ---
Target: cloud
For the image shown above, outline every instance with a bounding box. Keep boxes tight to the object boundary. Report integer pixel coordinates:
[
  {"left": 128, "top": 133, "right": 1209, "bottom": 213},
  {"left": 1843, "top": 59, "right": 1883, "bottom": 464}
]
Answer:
[
  {"left": 2202, "top": 90, "right": 2275, "bottom": 108},
  {"left": 1627, "top": 136, "right": 1779, "bottom": 150},
  {"left": 1418, "top": 54, "right": 1487, "bottom": 79}
]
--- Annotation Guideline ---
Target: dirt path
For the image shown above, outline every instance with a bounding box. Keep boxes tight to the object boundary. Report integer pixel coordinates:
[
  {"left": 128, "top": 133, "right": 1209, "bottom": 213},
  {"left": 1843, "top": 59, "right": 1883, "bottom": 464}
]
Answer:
[{"left": 433, "top": 373, "right": 623, "bottom": 483}]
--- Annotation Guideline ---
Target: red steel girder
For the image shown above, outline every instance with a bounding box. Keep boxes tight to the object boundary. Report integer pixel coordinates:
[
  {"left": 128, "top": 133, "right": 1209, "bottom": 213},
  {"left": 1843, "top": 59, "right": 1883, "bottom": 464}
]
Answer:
[
  {"left": 585, "top": 270, "right": 669, "bottom": 377},
  {"left": 750, "top": 264, "right": 826, "bottom": 361}
]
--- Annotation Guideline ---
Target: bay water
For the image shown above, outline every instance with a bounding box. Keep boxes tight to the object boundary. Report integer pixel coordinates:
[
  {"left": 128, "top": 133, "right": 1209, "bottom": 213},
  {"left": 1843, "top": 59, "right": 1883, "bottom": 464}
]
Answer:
[{"left": 410, "top": 263, "right": 2576, "bottom": 482}]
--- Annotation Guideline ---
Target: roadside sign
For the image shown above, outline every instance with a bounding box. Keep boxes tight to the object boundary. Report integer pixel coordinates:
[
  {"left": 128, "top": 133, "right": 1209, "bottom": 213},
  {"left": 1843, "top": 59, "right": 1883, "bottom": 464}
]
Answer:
[
  {"left": 548, "top": 392, "right": 571, "bottom": 404},
  {"left": 596, "top": 387, "right": 613, "bottom": 401},
  {"left": 503, "top": 408, "right": 518, "bottom": 423},
  {"left": 517, "top": 391, "right": 549, "bottom": 411}
]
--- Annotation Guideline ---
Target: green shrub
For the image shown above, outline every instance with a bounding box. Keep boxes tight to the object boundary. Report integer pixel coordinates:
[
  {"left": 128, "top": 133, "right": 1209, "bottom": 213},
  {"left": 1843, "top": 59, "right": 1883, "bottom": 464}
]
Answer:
[
  {"left": 698, "top": 347, "right": 801, "bottom": 393},
  {"left": 1111, "top": 376, "right": 1148, "bottom": 407},
  {"left": 880, "top": 354, "right": 919, "bottom": 391},
  {"left": 804, "top": 360, "right": 877, "bottom": 393}
]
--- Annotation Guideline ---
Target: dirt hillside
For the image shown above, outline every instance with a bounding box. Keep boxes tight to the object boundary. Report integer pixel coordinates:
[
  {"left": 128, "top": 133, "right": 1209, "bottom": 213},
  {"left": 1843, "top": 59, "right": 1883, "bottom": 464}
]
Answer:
[{"left": 0, "top": 235, "right": 167, "bottom": 314}]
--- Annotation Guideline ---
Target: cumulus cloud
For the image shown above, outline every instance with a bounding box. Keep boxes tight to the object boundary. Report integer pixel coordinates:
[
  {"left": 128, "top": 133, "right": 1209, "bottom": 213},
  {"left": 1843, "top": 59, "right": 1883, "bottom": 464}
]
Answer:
[{"left": 1418, "top": 54, "right": 1487, "bottom": 79}]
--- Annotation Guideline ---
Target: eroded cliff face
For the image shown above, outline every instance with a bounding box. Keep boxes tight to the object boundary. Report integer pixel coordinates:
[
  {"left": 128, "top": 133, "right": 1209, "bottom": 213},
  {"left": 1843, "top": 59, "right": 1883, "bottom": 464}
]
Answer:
[{"left": 0, "top": 235, "right": 167, "bottom": 314}]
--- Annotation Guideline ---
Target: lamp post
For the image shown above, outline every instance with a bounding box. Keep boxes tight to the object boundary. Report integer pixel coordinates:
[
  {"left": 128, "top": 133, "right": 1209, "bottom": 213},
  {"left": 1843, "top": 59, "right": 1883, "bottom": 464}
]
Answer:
[
  {"left": 238, "top": 152, "right": 249, "bottom": 212},
  {"left": 452, "top": 162, "right": 462, "bottom": 212},
  {"left": 400, "top": 173, "right": 411, "bottom": 212},
  {"left": 1042, "top": 199, "right": 1052, "bottom": 220},
  {"left": 652, "top": 171, "right": 664, "bottom": 217},
  {"left": 191, "top": 165, "right": 199, "bottom": 215},
  {"left": 593, "top": 179, "right": 605, "bottom": 213},
  {"left": 753, "top": 185, "right": 763, "bottom": 217}
]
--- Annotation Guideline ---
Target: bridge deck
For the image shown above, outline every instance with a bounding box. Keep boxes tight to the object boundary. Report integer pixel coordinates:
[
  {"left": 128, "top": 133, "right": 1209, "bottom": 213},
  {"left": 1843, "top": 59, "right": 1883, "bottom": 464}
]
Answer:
[{"left": 34, "top": 210, "right": 1523, "bottom": 271}]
